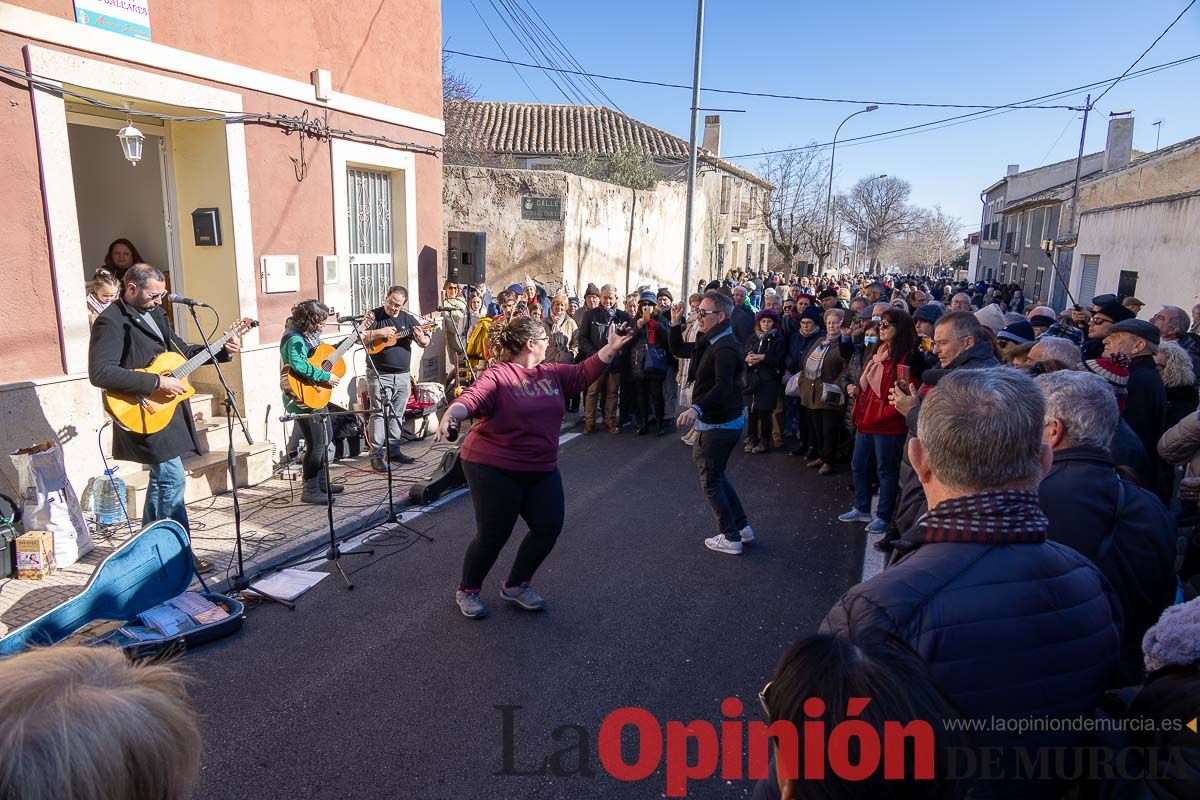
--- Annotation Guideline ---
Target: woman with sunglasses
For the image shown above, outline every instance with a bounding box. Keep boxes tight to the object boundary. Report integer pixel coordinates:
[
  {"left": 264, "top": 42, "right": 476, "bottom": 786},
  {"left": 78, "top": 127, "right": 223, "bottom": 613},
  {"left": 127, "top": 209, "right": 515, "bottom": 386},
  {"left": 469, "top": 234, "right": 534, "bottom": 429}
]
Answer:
[
  {"left": 839, "top": 307, "right": 924, "bottom": 534},
  {"left": 437, "top": 315, "right": 632, "bottom": 619}
]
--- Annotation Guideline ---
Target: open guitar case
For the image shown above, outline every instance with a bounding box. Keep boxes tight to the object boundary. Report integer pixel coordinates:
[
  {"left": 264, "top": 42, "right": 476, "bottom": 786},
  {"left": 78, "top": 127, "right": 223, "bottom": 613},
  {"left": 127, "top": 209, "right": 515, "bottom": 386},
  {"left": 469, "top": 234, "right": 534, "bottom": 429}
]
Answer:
[{"left": 0, "top": 520, "right": 244, "bottom": 660}]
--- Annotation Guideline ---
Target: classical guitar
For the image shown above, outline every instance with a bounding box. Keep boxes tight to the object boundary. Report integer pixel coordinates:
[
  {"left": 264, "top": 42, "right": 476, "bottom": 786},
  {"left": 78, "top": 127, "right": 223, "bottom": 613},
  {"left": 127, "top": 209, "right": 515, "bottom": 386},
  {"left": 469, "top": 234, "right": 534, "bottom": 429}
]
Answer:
[
  {"left": 284, "top": 313, "right": 374, "bottom": 410},
  {"left": 364, "top": 317, "right": 438, "bottom": 356},
  {"left": 104, "top": 317, "right": 258, "bottom": 435}
]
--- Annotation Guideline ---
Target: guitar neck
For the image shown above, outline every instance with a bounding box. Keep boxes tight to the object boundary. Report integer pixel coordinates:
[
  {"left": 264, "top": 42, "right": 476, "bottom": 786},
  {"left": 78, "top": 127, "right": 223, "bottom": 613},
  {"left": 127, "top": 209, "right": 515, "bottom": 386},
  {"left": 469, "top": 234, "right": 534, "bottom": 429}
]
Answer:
[
  {"left": 325, "top": 330, "right": 362, "bottom": 364},
  {"left": 170, "top": 330, "right": 236, "bottom": 379}
]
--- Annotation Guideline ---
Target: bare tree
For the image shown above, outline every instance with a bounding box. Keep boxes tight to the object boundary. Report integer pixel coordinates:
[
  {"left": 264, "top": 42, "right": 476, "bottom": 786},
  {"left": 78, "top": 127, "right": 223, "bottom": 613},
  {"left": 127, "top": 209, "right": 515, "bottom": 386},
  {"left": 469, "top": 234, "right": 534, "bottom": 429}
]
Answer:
[
  {"left": 838, "top": 176, "right": 918, "bottom": 271},
  {"left": 882, "top": 206, "right": 963, "bottom": 272},
  {"left": 758, "top": 145, "right": 829, "bottom": 275},
  {"left": 443, "top": 51, "right": 478, "bottom": 103}
]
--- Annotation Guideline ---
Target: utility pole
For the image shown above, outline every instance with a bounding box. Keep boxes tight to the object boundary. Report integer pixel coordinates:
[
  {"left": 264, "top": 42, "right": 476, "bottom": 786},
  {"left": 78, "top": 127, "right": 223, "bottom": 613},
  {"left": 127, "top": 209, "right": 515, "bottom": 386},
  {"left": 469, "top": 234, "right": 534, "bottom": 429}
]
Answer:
[
  {"left": 681, "top": 0, "right": 705, "bottom": 298},
  {"left": 1067, "top": 95, "right": 1091, "bottom": 239},
  {"left": 1153, "top": 119, "right": 1163, "bottom": 150}
]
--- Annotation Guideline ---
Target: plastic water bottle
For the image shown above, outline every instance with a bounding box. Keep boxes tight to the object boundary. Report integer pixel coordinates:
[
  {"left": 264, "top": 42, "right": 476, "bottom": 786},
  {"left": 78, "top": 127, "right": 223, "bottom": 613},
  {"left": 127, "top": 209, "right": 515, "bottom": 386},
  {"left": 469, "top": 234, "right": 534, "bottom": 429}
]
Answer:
[{"left": 92, "top": 468, "right": 127, "bottom": 526}]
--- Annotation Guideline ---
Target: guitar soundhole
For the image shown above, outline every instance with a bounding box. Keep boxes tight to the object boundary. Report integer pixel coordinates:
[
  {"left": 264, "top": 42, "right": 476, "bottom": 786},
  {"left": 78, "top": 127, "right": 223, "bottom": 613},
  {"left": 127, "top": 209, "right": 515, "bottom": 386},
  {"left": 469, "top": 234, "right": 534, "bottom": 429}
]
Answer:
[{"left": 321, "top": 361, "right": 332, "bottom": 371}]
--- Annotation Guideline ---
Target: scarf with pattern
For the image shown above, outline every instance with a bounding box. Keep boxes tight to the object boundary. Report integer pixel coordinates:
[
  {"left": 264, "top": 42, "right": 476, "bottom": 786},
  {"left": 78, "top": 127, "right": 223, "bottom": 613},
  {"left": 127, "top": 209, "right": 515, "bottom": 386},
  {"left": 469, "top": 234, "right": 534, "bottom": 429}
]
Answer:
[{"left": 896, "top": 489, "right": 1048, "bottom": 552}]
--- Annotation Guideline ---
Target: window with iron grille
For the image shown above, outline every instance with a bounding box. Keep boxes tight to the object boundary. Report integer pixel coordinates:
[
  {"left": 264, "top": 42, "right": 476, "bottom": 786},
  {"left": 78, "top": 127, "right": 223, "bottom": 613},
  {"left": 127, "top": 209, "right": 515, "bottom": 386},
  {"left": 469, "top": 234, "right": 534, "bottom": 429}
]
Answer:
[
  {"left": 717, "top": 243, "right": 725, "bottom": 270},
  {"left": 347, "top": 167, "right": 393, "bottom": 315}
]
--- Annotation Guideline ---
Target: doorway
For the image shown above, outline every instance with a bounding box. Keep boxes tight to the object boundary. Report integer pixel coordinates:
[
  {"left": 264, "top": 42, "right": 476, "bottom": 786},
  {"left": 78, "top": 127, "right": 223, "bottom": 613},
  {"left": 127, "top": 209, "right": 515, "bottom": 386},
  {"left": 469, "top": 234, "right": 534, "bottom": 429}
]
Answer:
[{"left": 67, "top": 112, "right": 180, "bottom": 329}]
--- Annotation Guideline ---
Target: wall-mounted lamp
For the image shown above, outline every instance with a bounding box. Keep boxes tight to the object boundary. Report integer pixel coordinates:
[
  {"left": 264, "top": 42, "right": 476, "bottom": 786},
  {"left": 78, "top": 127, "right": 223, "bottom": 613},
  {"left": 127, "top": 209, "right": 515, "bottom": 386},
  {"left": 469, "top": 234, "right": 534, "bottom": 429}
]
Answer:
[{"left": 117, "top": 120, "right": 145, "bottom": 166}]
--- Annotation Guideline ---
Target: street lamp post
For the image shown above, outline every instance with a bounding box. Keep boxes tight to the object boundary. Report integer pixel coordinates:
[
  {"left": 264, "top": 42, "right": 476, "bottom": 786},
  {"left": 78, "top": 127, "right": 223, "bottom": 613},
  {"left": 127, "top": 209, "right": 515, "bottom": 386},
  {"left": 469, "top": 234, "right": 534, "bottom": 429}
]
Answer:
[
  {"left": 681, "top": 0, "right": 705, "bottom": 298},
  {"left": 860, "top": 173, "right": 887, "bottom": 272},
  {"left": 824, "top": 105, "right": 877, "bottom": 272}
]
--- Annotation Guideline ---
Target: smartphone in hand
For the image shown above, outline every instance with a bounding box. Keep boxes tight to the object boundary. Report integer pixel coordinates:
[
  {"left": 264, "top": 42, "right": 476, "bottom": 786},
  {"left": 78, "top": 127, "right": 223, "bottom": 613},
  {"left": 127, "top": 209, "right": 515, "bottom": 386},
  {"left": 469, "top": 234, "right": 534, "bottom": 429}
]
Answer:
[{"left": 897, "top": 364, "right": 912, "bottom": 386}]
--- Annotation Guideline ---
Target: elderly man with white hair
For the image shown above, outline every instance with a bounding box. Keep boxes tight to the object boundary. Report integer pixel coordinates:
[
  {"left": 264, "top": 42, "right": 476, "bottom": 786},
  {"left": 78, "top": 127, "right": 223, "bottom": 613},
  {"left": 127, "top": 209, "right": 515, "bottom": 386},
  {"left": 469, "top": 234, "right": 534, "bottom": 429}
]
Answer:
[
  {"left": 1027, "top": 336, "right": 1081, "bottom": 369},
  {"left": 1037, "top": 370, "right": 1176, "bottom": 683}
]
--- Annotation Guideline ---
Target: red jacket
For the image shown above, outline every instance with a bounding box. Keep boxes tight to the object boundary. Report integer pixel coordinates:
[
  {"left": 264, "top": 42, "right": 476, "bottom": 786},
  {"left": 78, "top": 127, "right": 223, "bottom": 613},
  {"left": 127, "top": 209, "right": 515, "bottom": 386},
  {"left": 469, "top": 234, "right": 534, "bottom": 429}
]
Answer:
[{"left": 852, "top": 353, "right": 919, "bottom": 436}]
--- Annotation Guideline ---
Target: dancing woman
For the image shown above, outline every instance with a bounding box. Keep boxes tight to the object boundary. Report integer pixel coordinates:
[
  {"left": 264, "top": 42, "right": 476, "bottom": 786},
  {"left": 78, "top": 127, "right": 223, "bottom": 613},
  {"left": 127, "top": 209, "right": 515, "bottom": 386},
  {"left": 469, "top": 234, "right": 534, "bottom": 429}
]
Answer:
[{"left": 437, "top": 316, "right": 632, "bottom": 618}]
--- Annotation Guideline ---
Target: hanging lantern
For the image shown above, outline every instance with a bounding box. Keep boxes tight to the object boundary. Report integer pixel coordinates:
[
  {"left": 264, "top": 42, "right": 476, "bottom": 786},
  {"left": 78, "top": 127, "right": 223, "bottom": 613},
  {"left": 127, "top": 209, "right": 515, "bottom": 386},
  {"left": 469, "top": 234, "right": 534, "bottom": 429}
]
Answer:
[{"left": 116, "top": 122, "right": 145, "bottom": 166}]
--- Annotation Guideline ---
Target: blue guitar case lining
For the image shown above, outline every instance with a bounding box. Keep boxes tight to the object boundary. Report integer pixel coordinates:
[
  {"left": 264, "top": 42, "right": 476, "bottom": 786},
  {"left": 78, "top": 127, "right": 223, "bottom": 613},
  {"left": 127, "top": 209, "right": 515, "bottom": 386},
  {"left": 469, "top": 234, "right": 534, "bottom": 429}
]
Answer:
[{"left": 0, "top": 519, "right": 244, "bottom": 659}]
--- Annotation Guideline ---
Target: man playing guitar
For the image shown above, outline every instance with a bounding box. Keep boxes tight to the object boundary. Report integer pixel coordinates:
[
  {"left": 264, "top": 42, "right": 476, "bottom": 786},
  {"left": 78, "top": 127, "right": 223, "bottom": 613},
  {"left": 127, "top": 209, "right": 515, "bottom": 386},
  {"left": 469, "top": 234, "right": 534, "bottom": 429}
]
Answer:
[
  {"left": 88, "top": 263, "right": 242, "bottom": 572},
  {"left": 362, "top": 286, "right": 430, "bottom": 470}
]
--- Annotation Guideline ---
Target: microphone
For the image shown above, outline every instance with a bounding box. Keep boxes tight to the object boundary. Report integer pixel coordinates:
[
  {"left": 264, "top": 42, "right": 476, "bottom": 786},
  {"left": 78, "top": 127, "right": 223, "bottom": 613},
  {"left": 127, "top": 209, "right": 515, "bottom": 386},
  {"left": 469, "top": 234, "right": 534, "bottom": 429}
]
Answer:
[
  {"left": 166, "top": 293, "right": 211, "bottom": 308},
  {"left": 336, "top": 315, "right": 363, "bottom": 323}
]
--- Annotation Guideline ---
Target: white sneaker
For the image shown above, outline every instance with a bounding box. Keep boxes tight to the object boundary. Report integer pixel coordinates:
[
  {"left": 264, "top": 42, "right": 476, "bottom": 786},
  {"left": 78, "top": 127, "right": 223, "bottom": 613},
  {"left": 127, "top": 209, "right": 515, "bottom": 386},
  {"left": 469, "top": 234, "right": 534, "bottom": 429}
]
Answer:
[
  {"left": 739, "top": 525, "right": 755, "bottom": 544},
  {"left": 704, "top": 534, "right": 743, "bottom": 555}
]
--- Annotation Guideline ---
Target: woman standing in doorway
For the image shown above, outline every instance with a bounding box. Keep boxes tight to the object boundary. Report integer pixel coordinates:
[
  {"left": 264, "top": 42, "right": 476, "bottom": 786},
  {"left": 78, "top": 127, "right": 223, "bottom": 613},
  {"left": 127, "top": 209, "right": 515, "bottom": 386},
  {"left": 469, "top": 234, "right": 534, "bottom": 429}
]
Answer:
[
  {"left": 437, "top": 316, "right": 631, "bottom": 619},
  {"left": 102, "top": 238, "right": 144, "bottom": 285}
]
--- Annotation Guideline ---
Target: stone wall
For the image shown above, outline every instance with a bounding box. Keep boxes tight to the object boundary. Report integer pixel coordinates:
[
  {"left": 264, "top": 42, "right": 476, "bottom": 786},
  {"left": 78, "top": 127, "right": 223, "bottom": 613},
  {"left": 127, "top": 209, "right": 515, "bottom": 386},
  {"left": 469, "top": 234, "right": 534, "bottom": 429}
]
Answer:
[{"left": 443, "top": 166, "right": 705, "bottom": 301}]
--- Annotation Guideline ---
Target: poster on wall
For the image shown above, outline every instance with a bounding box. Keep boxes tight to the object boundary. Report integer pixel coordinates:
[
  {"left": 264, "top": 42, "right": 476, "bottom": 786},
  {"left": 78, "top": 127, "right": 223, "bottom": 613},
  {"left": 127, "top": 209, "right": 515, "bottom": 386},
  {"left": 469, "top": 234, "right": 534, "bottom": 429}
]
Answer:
[{"left": 73, "top": 0, "right": 152, "bottom": 41}]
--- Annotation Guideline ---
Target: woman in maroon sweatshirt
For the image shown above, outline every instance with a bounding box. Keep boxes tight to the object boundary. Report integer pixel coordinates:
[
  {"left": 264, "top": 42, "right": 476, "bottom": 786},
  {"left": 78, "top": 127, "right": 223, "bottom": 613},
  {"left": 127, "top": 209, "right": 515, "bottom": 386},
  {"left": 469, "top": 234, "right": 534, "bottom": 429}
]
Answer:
[{"left": 437, "top": 315, "right": 632, "bottom": 619}]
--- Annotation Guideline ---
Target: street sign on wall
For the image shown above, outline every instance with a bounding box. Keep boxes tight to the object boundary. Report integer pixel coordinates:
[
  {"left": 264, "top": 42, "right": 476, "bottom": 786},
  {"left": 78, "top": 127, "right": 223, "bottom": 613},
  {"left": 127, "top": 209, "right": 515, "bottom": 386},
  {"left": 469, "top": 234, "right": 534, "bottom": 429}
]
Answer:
[
  {"left": 73, "top": 0, "right": 152, "bottom": 41},
  {"left": 521, "top": 195, "right": 561, "bottom": 221}
]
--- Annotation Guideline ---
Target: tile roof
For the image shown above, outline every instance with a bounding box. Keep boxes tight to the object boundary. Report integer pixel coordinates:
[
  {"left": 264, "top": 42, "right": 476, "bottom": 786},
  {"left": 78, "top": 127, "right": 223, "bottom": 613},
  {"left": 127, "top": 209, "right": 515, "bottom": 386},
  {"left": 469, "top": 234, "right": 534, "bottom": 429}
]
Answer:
[{"left": 444, "top": 100, "right": 773, "bottom": 189}]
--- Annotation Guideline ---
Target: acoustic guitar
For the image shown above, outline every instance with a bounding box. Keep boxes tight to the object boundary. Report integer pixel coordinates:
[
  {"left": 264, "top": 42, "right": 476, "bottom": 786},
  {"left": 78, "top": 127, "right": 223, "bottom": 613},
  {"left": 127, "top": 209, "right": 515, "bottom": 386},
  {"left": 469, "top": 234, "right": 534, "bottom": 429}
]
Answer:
[
  {"left": 364, "top": 317, "right": 437, "bottom": 356},
  {"left": 104, "top": 317, "right": 258, "bottom": 435},
  {"left": 283, "top": 313, "right": 375, "bottom": 410}
]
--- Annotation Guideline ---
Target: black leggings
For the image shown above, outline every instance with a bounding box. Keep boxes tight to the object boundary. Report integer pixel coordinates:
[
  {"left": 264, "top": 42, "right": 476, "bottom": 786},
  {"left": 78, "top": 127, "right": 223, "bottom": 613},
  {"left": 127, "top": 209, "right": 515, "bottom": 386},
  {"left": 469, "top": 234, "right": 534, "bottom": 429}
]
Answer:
[
  {"left": 635, "top": 377, "right": 665, "bottom": 425},
  {"left": 296, "top": 416, "right": 329, "bottom": 481},
  {"left": 459, "top": 460, "right": 565, "bottom": 591},
  {"left": 807, "top": 408, "right": 842, "bottom": 462}
]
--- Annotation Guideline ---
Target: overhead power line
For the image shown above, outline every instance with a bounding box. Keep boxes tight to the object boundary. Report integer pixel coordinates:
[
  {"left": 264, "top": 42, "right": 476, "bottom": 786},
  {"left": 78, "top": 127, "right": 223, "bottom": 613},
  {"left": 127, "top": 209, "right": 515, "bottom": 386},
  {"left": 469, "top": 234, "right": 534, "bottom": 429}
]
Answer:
[
  {"left": 442, "top": 47, "right": 1080, "bottom": 110},
  {"left": 720, "top": 52, "right": 1200, "bottom": 159},
  {"left": 1091, "top": 0, "right": 1196, "bottom": 105},
  {"left": 465, "top": 0, "right": 543, "bottom": 102}
]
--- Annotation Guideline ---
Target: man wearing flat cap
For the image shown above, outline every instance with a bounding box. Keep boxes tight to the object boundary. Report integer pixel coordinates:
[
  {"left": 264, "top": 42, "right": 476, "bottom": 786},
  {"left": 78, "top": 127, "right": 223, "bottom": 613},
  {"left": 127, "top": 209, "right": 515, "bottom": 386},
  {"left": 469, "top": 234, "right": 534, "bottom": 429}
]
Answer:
[
  {"left": 1083, "top": 300, "right": 1135, "bottom": 360},
  {"left": 1104, "top": 318, "right": 1167, "bottom": 493}
]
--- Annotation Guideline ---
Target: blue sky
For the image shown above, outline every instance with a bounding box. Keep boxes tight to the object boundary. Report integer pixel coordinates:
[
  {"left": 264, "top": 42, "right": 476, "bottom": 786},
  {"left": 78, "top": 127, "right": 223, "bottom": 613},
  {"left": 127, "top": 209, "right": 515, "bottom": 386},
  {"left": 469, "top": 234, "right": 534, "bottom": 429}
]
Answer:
[{"left": 442, "top": 0, "right": 1200, "bottom": 233}]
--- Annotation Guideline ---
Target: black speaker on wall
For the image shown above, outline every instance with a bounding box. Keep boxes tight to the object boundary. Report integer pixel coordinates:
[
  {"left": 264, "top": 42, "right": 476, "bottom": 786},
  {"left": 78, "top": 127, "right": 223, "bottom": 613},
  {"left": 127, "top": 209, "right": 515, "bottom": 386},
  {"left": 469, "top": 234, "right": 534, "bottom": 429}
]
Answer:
[{"left": 447, "top": 231, "right": 487, "bottom": 284}]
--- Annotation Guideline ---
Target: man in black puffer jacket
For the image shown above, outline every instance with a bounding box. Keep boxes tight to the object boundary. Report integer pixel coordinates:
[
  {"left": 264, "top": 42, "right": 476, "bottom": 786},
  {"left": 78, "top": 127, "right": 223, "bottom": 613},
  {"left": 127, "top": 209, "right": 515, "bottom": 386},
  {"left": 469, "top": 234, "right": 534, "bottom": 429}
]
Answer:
[
  {"left": 669, "top": 290, "right": 751, "bottom": 556},
  {"left": 822, "top": 368, "right": 1122, "bottom": 799},
  {"left": 1037, "top": 370, "right": 1176, "bottom": 684}
]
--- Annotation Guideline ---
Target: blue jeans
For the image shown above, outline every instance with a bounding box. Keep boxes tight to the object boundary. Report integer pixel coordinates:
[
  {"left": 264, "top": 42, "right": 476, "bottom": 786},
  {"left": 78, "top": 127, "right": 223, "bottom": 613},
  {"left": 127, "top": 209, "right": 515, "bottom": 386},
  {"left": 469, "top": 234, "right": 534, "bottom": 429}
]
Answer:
[
  {"left": 142, "top": 456, "right": 188, "bottom": 531},
  {"left": 850, "top": 432, "right": 905, "bottom": 523}
]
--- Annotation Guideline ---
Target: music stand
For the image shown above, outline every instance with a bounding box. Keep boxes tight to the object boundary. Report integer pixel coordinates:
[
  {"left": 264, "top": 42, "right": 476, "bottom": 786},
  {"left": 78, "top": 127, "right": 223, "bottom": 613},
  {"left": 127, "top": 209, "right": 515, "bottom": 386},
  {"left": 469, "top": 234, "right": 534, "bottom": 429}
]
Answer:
[{"left": 184, "top": 305, "right": 293, "bottom": 609}]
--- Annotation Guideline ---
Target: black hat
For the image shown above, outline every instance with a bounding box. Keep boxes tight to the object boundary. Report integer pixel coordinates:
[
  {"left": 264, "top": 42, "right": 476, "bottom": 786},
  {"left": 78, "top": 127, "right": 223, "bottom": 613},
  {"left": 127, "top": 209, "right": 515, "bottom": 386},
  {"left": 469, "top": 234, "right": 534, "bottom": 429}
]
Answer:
[
  {"left": 818, "top": 288, "right": 839, "bottom": 300},
  {"left": 657, "top": 287, "right": 673, "bottom": 301},
  {"left": 913, "top": 303, "right": 945, "bottom": 325},
  {"left": 1091, "top": 293, "right": 1118, "bottom": 307},
  {"left": 1095, "top": 300, "right": 1134, "bottom": 323},
  {"left": 704, "top": 280, "right": 721, "bottom": 292},
  {"left": 584, "top": 282, "right": 600, "bottom": 298},
  {"left": 997, "top": 319, "right": 1035, "bottom": 345},
  {"left": 1029, "top": 314, "right": 1056, "bottom": 328},
  {"left": 1107, "top": 318, "right": 1160, "bottom": 346}
]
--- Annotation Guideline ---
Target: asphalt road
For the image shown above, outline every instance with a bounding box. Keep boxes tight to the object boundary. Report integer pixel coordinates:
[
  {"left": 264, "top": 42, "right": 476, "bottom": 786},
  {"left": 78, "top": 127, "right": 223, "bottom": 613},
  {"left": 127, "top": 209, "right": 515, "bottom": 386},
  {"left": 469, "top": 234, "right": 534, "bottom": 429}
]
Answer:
[{"left": 188, "top": 428, "right": 865, "bottom": 800}]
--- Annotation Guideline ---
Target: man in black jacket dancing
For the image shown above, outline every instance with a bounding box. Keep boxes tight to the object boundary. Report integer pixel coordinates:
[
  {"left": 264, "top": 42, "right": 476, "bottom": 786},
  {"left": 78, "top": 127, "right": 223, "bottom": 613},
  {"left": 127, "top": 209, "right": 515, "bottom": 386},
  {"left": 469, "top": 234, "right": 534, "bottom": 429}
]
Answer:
[{"left": 669, "top": 290, "right": 753, "bottom": 555}]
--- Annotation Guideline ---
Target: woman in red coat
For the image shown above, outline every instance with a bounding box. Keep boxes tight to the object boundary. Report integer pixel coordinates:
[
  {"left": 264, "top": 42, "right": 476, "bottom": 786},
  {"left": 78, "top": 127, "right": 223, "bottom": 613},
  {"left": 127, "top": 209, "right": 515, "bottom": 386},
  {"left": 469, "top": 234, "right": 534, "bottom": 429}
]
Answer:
[{"left": 839, "top": 307, "right": 924, "bottom": 534}]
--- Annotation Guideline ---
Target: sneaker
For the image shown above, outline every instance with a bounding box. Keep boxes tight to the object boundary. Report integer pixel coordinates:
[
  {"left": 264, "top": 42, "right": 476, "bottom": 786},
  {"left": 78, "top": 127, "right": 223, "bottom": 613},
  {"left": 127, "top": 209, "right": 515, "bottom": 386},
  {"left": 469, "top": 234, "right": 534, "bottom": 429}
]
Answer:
[
  {"left": 744, "top": 440, "right": 755, "bottom": 453},
  {"left": 818, "top": 462, "right": 835, "bottom": 476},
  {"left": 838, "top": 508, "right": 873, "bottom": 523},
  {"left": 389, "top": 451, "right": 416, "bottom": 464},
  {"left": 739, "top": 525, "right": 755, "bottom": 544},
  {"left": 751, "top": 443, "right": 767, "bottom": 454},
  {"left": 500, "top": 582, "right": 545, "bottom": 611},
  {"left": 455, "top": 589, "right": 487, "bottom": 619},
  {"left": 370, "top": 455, "right": 388, "bottom": 473},
  {"left": 704, "top": 534, "right": 743, "bottom": 555},
  {"left": 865, "top": 518, "right": 888, "bottom": 534},
  {"left": 806, "top": 457, "right": 824, "bottom": 469}
]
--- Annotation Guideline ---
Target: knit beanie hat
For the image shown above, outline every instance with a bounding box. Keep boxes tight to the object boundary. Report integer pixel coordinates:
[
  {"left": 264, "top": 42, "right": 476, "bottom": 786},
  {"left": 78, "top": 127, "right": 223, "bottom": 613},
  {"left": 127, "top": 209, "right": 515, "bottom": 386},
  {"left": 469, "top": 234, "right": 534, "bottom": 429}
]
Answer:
[
  {"left": 754, "top": 308, "right": 782, "bottom": 327},
  {"left": 584, "top": 282, "right": 600, "bottom": 298},
  {"left": 1143, "top": 597, "right": 1200, "bottom": 672},
  {"left": 913, "top": 302, "right": 945, "bottom": 325},
  {"left": 656, "top": 287, "right": 673, "bottom": 301},
  {"left": 975, "top": 303, "right": 1006, "bottom": 335},
  {"left": 997, "top": 319, "right": 1036, "bottom": 345}
]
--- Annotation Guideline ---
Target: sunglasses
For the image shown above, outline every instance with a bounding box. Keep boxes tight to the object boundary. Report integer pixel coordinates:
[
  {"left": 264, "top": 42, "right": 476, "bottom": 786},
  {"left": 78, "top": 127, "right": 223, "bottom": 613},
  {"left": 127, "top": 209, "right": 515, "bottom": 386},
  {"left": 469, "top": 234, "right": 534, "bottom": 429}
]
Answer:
[{"left": 878, "top": 322, "right": 894, "bottom": 330}]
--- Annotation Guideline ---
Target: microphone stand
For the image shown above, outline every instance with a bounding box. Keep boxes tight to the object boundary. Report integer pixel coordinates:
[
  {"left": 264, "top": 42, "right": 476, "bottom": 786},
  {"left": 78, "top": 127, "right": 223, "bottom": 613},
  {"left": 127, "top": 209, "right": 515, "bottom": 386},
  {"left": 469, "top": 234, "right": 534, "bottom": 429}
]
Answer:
[
  {"left": 272, "top": 408, "right": 376, "bottom": 588},
  {"left": 185, "top": 304, "right": 293, "bottom": 609}
]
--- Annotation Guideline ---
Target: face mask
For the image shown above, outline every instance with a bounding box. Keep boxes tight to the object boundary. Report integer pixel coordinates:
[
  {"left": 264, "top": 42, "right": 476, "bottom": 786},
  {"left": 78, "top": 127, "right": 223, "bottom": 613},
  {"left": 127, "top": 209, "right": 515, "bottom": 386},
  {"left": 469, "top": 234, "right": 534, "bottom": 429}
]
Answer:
[{"left": 864, "top": 335, "right": 878, "bottom": 346}]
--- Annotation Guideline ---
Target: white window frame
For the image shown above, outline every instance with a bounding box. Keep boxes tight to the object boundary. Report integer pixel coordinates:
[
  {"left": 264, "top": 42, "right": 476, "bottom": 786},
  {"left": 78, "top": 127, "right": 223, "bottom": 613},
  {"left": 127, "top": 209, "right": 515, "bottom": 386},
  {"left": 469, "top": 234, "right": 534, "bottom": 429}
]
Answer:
[{"left": 330, "top": 140, "right": 419, "bottom": 315}]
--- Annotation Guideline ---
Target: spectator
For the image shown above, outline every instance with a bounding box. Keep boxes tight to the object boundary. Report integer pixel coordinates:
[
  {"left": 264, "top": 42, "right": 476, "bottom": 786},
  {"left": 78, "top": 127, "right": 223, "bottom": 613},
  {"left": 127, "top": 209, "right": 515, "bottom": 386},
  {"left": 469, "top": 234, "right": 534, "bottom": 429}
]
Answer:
[
  {"left": 785, "top": 308, "right": 825, "bottom": 457},
  {"left": 949, "top": 292, "right": 973, "bottom": 312},
  {"left": 576, "top": 283, "right": 600, "bottom": 329},
  {"left": 86, "top": 267, "right": 121, "bottom": 326},
  {"left": 544, "top": 293, "right": 579, "bottom": 411},
  {"left": 1027, "top": 335, "right": 1081, "bottom": 367},
  {"left": 1123, "top": 296, "right": 1146, "bottom": 317},
  {"left": 1083, "top": 300, "right": 1135, "bottom": 360},
  {"left": 1151, "top": 305, "right": 1200, "bottom": 381},
  {"left": 996, "top": 319, "right": 1035, "bottom": 362},
  {"left": 0, "top": 645, "right": 200, "bottom": 800},
  {"left": 795, "top": 308, "right": 848, "bottom": 475},
  {"left": 743, "top": 308, "right": 788, "bottom": 453},
  {"left": 101, "top": 237, "right": 143, "bottom": 285},
  {"left": 752, "top": 635, "right": 962, "bottom": 800},
  {"left": 677, "top": 293, "right": 703, "bottom": 446},
  {"left": 1155, "top": 339, "right": 1199, "bottom": 430},
  {"left": 1007, "top": 341, "right": 1035, "bottom": 368},
  {"left": 840, "top": 307, "right": 925, "bottom": 534},
  {"left": 1105, "top": 319, "right": 1168, "bottom": 478},
  {"left": 822, "top": 368, "right": 1123, "bottom": 800},
  {"left": 1191, "top": 303, "right": 1200, "bottom": 336},
  {"left": 974, "top": 303, "right": 1005, "bottom": 336},
  {"left": 579, "top": 284, "right": 629, "bottom": 434},
  {"left": 1037, "top": 370, "right": 1177, "bottom": 682},
  {"left": 1028, "top": 313, "right": 1057, "bottom": 338},
  {"left": 1080, "top": 357, "right": 1156, "bottom": 490},
  {"left": 731, "top": 285, "right": 756, "bottom": 344},
  {"left": 629, "top": 291, "right": 671, "bottom": 436}
]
